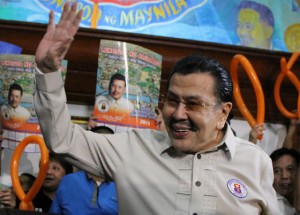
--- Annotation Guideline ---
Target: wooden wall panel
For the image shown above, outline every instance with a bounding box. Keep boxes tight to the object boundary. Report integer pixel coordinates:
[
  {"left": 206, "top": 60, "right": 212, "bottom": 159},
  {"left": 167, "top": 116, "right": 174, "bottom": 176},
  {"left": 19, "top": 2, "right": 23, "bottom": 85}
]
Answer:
[{"left": 0, "top": 20, "right": 299, "bottom": 124}]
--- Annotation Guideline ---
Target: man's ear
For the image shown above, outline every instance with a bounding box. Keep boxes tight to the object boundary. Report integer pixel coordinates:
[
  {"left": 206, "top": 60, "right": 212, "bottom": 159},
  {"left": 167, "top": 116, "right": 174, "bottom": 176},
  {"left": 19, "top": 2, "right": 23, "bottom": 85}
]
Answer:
[{"left": 217, "top": 102, "right": 232, "bottom": 130}]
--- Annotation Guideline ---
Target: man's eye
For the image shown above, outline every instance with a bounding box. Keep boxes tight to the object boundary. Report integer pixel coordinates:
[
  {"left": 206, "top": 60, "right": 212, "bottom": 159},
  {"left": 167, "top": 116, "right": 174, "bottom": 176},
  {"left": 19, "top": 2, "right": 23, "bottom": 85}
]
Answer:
[
  {"left": 287, "top": 167, "right": 295, "bottom": 172},
  {"left": 166, "top": 98, "right": 178, "bottom": 104},
  {"left": 185, "top": 101, "right": 205, "bottom": 110},
  {"left": 186, "top": 102, "right": 200, "bottom": 107},
  {"left": 273, "top": 169, "right": 281, "bottom": 174}
]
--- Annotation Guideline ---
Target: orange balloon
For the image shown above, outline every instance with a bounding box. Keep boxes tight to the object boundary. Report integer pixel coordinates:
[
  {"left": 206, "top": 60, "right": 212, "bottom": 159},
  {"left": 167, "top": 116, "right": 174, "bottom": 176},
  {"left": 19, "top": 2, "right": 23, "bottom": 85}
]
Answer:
[
  {"left": 230, "top": 54, "right": 265, "bottom": 140},
  {"left": 274, "top": 52, "right": 300, "bottom": 119},
  {"left": 10, "top": 135, "right": 49, "bottom": 211},
  {"left": 91, "top": 3, "right": 99, "bottom": 28},
  {"left": 298, "top": 94, "right": 300, "bottom": 120}
]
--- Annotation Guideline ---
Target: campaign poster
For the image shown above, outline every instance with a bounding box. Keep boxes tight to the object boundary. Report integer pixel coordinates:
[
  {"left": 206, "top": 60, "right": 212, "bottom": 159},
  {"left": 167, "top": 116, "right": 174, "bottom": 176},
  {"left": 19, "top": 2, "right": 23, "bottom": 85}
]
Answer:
[
  {"left": 92, "top": 40, "right": 162, "bottom": 132},
  {"left": 0, "top": 54, "right": 67, "bottom": 152}
]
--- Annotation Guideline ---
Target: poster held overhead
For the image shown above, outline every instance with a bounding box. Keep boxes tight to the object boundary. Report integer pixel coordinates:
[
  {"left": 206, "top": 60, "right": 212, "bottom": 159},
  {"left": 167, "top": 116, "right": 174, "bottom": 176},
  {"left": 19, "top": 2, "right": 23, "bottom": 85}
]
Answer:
[{"left": 92, "top": 40, "right": 162, "bottom": 132}]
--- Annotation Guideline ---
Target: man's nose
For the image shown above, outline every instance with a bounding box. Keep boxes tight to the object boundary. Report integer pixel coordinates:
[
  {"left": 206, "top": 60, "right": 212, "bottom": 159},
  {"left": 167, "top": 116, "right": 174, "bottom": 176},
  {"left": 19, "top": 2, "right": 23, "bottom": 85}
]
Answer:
[
  {"left": 47, "top": 167, "right": 53, "bottom": 174},
  {"left": 281, "top": 169, "right": 290, "bottom": 178},
  {"left": 172, "top": 102, "right": 188, "bottom": 120}
]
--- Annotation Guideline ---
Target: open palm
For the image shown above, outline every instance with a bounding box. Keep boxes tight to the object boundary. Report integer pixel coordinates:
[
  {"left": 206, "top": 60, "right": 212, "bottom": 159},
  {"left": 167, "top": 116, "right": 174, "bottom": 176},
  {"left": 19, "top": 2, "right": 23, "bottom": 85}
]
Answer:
[{"left": 35, "top": 2, "right": 82, "bottom": 73}]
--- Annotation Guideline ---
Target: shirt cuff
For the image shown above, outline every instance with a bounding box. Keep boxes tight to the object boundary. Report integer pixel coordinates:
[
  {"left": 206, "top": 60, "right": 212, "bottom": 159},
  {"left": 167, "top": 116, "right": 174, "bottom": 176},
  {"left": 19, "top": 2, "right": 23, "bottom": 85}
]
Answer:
[
  {"left": 35, "top": 70, "right": 64, "bottom": 92},
  {"left": 35, "top": 67, "right": 44, "bottom": 74}
]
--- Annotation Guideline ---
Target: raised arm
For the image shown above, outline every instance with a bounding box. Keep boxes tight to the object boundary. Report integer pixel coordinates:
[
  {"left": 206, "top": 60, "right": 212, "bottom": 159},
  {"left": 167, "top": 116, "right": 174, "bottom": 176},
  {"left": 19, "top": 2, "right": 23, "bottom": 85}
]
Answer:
[
  {"left": 33, "top": 3, "right": 105, "bottom": 175},
  {"left": 283, "top": 118, "right": 299, "bottom": 149},
  {"left": 35, "top": 2, "right": 82, "bottom": 74}
]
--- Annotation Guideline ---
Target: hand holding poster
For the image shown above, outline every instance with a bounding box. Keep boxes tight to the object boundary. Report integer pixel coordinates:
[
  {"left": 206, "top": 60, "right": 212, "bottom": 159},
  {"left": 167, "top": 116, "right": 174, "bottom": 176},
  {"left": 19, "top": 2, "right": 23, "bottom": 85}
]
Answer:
[
  {"left": 92, "top": 40, "right": 162, "bottom": 132},
  {"left": 0, "top": 54, "right": 67, "bottom": 152}
]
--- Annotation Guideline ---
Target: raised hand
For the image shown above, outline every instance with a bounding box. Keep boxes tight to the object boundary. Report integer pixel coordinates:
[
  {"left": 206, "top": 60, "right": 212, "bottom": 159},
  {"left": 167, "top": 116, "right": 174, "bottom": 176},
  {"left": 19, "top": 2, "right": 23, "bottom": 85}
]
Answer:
[
  {"left": 249, "top": 123, "right": 265, "bottom": 144},
  {"left": 35, "top": 2, "right": 83, "bottom": 73}
]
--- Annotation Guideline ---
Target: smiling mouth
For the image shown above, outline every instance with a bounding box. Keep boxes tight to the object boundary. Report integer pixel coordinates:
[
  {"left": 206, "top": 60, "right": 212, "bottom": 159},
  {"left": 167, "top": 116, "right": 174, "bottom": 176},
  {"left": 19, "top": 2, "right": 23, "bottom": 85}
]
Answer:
[
  {"left": 280, "top": 183, "right": 291, "bottom": 189},
  {"left": 173, "top": 128, "right": 190, "bottom": 132},
  {"left": 170, "top": 124, "right": 193, "bottom": 138}
]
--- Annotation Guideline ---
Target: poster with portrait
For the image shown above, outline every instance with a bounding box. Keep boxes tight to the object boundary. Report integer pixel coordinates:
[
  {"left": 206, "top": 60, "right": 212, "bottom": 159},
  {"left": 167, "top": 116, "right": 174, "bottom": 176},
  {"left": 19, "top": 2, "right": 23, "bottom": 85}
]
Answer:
[
  {"left": 0, "top": 54, "right": 67, "bottom": 152},
  {"left": 92, "top": 40, "right": 162, "bottom": 132}
]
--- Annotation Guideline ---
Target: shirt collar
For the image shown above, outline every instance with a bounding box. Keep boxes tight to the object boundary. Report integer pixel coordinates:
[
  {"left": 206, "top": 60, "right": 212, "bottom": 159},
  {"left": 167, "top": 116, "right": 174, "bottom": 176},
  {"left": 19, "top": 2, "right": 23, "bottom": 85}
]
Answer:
[
  {"left": 219, "top": 123, "right": 236, "bottom": 160},
  {"left": 276, "top": 192, "right": 293, "bottom": 206}
]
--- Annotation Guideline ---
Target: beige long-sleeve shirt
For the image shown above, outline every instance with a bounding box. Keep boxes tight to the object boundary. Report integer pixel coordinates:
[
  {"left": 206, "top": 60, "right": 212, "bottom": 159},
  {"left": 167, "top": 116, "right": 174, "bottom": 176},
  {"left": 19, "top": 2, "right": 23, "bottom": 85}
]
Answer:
[{"left": 33, "top": 71, "right": 280, "bottom": 215}]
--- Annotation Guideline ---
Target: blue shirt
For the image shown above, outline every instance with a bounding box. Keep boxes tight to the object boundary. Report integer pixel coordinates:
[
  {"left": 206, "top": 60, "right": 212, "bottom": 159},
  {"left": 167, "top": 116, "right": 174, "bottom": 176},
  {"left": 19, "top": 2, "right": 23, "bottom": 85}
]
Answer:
[{"left": 49, "top": 171, "right": 118, "bottom": 215}]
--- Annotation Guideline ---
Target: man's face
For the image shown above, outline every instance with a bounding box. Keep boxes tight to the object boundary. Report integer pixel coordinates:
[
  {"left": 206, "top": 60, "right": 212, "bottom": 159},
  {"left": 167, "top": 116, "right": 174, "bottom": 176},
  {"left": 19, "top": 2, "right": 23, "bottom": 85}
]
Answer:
[
  {"left": 19, "top": 175, "right": 32, "bottom": 193},
  {"left": 109, "top": 79, "right": 126, "bottom": 101},
  {"left": 43, "top": 160, "right": 66, "bottom": 192},
  {"left": 162, "top": 73, "right": 231, "bottom": 153},
  {"left": 9, "top": 89, "right": 22, "bottom": 109},
  {"left": 273, "top": 155, "right": 297, "bottom": 199},
  {"left": 237, "top": 9, "right": 272, "bottom": 49}
]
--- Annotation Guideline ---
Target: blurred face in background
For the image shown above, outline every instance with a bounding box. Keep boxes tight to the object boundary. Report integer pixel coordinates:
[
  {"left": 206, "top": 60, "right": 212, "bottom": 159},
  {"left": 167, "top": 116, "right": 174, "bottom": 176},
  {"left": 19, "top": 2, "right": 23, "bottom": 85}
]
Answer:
[
  {"left": 43, "top": 160, "right": 66, "bottom": 193},
  {"left": 272, "top": 155, "right": 297, "bottom": 199},
  {"left": 19, "top": 175, "right": 35, "bottom": 193}
]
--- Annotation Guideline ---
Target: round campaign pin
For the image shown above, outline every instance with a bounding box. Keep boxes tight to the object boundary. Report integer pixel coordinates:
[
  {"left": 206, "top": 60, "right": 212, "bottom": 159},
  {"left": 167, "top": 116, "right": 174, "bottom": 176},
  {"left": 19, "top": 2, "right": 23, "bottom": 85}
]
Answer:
[
  {"left": 227, "top": 179, "right": 248, "bottom": 198},
  {"left": 98, "top": 100, "right": 110, "bottom": 113}
]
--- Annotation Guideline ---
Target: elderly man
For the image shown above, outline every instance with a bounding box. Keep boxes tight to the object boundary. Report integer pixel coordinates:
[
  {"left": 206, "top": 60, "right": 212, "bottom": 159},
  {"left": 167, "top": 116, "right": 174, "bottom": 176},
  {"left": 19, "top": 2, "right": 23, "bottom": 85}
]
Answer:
[{"left": 33, "top": 2, "right": 280, "bottom": 214}]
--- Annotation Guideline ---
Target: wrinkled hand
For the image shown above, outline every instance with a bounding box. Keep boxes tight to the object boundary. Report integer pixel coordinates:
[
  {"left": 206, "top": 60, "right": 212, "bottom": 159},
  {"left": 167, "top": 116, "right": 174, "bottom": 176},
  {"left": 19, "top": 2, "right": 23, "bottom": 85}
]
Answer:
[
  {"left": 35, "top": 2, "right": 82, "bottom": 73},
  {"left": 249, "top": 123, "right": 265, "bottom": 144},
  {"left": 0, "top": 188, "right": 16, "bottom": 208}
]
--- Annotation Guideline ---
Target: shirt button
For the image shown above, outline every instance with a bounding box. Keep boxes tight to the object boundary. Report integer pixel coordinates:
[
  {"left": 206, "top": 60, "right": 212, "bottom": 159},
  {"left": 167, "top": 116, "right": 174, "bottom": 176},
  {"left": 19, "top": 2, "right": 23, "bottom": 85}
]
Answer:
[
  {"left": 197, "top": 154, "right": 201, "bottom": 159},
  {"left": 195, "top": 181, "right": 201, "bottom": 187}
]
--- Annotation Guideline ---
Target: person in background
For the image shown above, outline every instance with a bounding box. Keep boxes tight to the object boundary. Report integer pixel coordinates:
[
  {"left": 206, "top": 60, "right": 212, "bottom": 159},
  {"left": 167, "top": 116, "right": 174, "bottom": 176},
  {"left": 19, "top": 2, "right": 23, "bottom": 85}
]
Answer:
[
  {"left": 33, "top": 153, "right": 73, "bottom": 212},
  {"left": 283, "top": 117, "right": 300, "bottom": 150},
  {"left": 49, "top": 126, "right": 118, "bottom": 215},
  {"left": 236, "top": 0, "right": 274, "bottom": 49},
  {"left": 270, "top": 148, "right": 300, "bottom": 215},
  {"left": 33, "top": 2, "right": 279, "bottom": 214},
  {"left": 249, "top": 118, "right": 300, "bottom": 214},
  {"left": 249, "top": 116, "right": 300, "bottom": 148},
  {"left": 19, "top": 173, "right": 36, "bottom": 193},
  {"left": 0, "top": 186, "right": 16, "bottom": 209},
  {"left": 0, "top": 173, "right": 36, "bottom": 209}
]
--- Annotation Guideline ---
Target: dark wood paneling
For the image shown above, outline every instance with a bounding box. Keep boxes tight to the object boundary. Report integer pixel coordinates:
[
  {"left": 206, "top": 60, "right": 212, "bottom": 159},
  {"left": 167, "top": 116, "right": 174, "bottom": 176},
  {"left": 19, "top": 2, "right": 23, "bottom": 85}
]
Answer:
[{"left": 0, "top": 20, "right": 299, "bottom": 124}]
